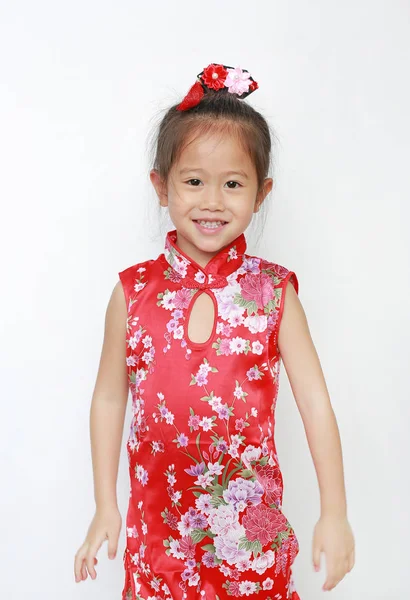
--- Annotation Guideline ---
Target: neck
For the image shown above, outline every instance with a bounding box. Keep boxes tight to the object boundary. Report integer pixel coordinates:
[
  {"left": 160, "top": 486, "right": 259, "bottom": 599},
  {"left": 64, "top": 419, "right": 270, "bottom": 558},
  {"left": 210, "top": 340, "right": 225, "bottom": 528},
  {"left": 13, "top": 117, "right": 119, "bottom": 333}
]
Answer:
[{"left": 176, "top": 232, "right": 225, "bottom": 268}]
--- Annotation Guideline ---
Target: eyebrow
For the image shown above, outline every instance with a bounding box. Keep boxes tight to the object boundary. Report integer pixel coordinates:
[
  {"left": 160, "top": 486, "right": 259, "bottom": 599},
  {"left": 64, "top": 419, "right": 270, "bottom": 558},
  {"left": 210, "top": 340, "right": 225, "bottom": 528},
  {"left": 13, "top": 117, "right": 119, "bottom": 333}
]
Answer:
[{"left": 179, "top": 167, "right": 249, "bottom": 180}]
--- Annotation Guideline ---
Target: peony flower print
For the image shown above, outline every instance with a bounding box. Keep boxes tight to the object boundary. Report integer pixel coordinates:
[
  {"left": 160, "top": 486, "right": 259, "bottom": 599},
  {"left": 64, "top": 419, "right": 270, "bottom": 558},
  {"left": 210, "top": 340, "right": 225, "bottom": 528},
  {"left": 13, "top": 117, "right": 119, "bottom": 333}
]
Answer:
[
  {"left": 240, "top": 272, "right": 274, "bottom": 311},
  {"left": 242, "top": 504, "right": 288, "bottom": 546}
]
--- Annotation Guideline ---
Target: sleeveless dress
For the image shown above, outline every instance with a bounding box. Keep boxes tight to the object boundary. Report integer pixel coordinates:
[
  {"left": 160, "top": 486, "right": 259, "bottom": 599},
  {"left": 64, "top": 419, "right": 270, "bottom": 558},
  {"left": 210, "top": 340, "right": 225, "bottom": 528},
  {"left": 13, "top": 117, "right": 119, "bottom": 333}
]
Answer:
[{"left": 118, "top": 229, "right": 301, "bottom": 600}]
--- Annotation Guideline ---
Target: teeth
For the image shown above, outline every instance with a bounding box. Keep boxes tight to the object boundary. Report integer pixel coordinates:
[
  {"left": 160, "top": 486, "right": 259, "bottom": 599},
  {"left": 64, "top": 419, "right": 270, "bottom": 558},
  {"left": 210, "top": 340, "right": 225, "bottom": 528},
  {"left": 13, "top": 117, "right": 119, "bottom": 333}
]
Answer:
[{"left": 197, "top": 220, "right": 225, "bottom": 229}]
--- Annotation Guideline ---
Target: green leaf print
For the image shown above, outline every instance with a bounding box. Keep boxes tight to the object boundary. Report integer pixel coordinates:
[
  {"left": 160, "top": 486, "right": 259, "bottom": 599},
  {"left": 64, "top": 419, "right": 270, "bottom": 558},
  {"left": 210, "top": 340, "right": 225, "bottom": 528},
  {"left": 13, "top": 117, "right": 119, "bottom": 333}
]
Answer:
[
  {"left": 210, "top": 495, "right": 226, "bottom": 508},
  {"left": 238, "top": 536, "right": 263, "bottom": 558},
  {"left": 239, "top": 469, "right": 254, "bottom": 479},
  {"left": 201, "top": 544, "right": 216, "bottom": 553},
  {"left": 190, "top": 529, "right": 208, "bottom": 543},
  {"left": 233, "top": 293, "right": 259, "bottom": 316}
]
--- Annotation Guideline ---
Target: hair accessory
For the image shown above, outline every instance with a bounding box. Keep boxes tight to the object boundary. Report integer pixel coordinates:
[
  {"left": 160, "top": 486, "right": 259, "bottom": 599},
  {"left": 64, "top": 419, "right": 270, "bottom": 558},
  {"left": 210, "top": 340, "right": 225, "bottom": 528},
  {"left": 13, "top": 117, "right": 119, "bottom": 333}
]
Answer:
[{"left": 176, "top": 63, "right": 259, "bottom": 111}]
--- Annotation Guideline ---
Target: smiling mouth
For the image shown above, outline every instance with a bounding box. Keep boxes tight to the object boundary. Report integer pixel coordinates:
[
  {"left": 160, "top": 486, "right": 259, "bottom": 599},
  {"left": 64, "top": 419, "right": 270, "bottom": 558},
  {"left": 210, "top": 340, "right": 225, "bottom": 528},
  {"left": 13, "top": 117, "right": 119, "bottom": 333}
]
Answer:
[{"left": 193, "top": 219, "right": 228, "bottom": 225}]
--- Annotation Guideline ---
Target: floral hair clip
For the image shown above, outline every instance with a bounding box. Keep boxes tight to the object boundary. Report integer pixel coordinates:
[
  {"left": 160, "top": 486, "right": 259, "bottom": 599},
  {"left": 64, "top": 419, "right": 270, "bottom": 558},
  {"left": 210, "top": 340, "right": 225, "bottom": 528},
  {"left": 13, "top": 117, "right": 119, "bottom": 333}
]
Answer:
[{"left": 176, "top": 63, "right": 259, "bottom": 111}]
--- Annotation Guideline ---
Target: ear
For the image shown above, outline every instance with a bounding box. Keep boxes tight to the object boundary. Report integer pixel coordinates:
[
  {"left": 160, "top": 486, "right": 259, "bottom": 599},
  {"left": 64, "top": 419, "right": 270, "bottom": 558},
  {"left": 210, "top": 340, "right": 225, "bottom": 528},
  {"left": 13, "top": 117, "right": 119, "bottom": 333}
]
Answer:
[
  {"left": 254, "top": 178, "right": 273, "bottom": 213},
  {"left": 150, "top": 169, "right": 168, "bottom": 207}
]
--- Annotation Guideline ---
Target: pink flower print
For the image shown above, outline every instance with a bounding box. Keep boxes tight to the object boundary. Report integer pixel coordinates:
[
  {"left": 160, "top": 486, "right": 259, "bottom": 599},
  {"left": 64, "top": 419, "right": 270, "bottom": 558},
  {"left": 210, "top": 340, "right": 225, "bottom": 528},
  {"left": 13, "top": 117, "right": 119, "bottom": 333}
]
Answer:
[
  {"left": 239, "top": 581, "right": 257, "bottom": 595},
  {"left": 162, "top": 290, "right": 177, "bottom": 310},
  {"left": 228, "top": 247, "right": 238, "bottom": 260},
  {"left": 242, "top": 504, "right": 288, "bottom": 545},
  {"left": 251, "top": 550, "right": 275, "bottom": 574},
  {"left": 185, "top": 462, "right": 205, "bottom": 477},
  {"left": 274, "top": 264, "right": 290, "bottom": 279},
  {"left": 178, "top": 512, "right": 193, "bottom": 537},
  {"left": 173, "top": 325, "right": 184, "bottom": 339},
  {"left": 216, "top": 439, "right": 229, "bottom": 453},
  {"left": 235, "top": 558, "right": 252, "bottom": 572},
  {"left": 223, "top": 478, "right": 264, "bottom": 511},
  {"left": 179, "top": 535, "right": 196, "bottom": 559},
  {"left": 254, "top": 464, "right": 283, "bottom": 505},
  {"left": 194, "top": 270, "right": 206, "bottom": 284},
  {"left": 219, "top": 338, "right": 232, "bottom": 355},
  {"left": 215, "top": 403, "right": 230, "bottom": 420},
  {"left": 209, "top": 395, "right": 222, "bottom": 410},
  {"left": 244, "top": 314, "right": 268, "bottom": 334},
  {"left": 235, "top": 418, "right": 245, "bottom": 432},
  {"left": 229, "top": 337, "right": 247, "bottom": 355},
  {"left": 126, "top": 355, "right": 138, "bottom": 367},
  {"left": 228, "top": 310, "right": 245, "bottom": 328},
  {"left": 214, "top": 524, "right": 251, "bottom": 565},
  {"left": 222, "top": 323, "right": 232, "bottom": 336},
  {"left": 185, "top": 559, "right": 196, "bottom": 569},
  {"left": 188, "top": 572, "right": 200, "bottom": 587},
  {"left": 225, "top": 66, "right": 252, "bottom": 95},
  {"left": 163, "top": 509, "right": 179, "bottom": 530},
  {"left": 126, "top": 525, "right": 139, "bottom": 539},
  {"left": 195, "top": 371, "right": 209, "bottom": 386},
  {"left": 188, "top": 413, "right": 200, "bottom": 431},
  {"left": 251, "top": 341, "right": 263, "bottom": 355},
  {"left": 174, "top": 288, "right": 192, "bottom": 309},
  {"left": 202, "top": 551, "right": 217, "bottom": 567},
  {"left": 246, "top": 366, "right": 262, "bottom": 380},
  {"left": 189, "top": 512, "right": 208, "bottom": 529},
  {"left": 195, "top": 493, "right": 212, "bottom": 514},
  {"left": 134, "top": 282, "right": 146, "bottom": 292},
  {"left": 166, "top": 318, "right": 179, "bottom": 333},
  {"left": 176, "top": 433, "right": 189, "bottom": 447},
  {"left": 195, "top": 472, "right": 214, "bottom": 488},
  {"left": 262, "top": 577, "right": 274, "bottom": 590},
  {"left": 207, "top": 462, "right": 224, "bottom": 476},
  {"left": 240, "top": 272, "right": 274, "bottom": 310},
  {"left": 181, "top": 568, "right": 193, "bottom": 581},
  {"left": 243, "top": 257, "right": 260, "bottom": 273},
  {"left": 199, "top": 416, "right": 214, "bottom": 431},
  {"left": 227, "top": 581, "right": 241, "bottom": 596},
  {"left": 168, "top": 269, "right": 183, "bottom": 283},
  {"left": 208, "top": 505, "right": 239, "bottom": 536}
]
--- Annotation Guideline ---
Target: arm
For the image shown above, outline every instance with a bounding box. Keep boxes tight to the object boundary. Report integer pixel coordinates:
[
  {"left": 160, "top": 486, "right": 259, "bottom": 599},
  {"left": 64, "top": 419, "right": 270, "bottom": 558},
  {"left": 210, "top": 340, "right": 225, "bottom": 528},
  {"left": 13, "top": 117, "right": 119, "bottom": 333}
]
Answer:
[
  {"left": 74, "top": 280, "right": 129, "bottom": 583},
  {"left": 278, "top": 282, "right": 355, "bottom": 591},
  {"left": 90, "top": 280, "right": 129, "bottom": 510}
]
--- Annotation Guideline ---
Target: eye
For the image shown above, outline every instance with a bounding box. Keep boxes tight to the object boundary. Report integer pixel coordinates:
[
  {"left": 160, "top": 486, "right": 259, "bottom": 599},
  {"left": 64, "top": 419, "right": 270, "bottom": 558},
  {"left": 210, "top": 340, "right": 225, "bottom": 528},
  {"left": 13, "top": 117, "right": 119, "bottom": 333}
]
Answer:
[
  {"left": 225, "top": 181, "right": 241, "bottom": 189},
  {"left": 186, "top": 179, "right": 202, "bottom": 186}
]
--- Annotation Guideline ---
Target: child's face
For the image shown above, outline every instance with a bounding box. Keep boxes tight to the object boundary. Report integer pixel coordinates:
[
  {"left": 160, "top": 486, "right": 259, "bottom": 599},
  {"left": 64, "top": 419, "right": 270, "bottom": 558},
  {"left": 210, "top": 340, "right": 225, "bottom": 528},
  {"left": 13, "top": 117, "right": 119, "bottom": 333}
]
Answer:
[{"left": 150, "top": 130, "right": 272, "bottom": 266}]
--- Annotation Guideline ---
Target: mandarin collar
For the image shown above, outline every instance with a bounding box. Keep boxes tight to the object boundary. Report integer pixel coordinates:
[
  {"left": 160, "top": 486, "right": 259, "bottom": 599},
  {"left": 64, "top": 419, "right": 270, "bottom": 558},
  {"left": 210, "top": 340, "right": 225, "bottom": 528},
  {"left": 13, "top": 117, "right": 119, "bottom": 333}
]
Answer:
[{"left": 163, "top": 229, "right": 247, "bottom": 289}]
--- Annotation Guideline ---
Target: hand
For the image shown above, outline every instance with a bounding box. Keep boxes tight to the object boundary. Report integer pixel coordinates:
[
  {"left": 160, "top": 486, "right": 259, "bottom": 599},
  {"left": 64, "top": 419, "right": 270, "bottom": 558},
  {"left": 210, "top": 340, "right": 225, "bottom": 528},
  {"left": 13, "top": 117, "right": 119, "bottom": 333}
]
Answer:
[
  {"left": 74, "top": 505, "right": 122, "bottom": 582},
  {"left": 312, "top": 514, "right": 355, "bottom": 591}
]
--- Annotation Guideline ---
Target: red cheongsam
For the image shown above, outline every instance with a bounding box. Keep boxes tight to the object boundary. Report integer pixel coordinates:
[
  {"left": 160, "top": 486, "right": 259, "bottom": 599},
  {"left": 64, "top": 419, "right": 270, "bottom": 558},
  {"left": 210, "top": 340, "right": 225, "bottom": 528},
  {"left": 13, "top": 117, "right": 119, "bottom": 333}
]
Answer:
[{"left": 118, "top": 228, "right": 301, "bottom": 600}]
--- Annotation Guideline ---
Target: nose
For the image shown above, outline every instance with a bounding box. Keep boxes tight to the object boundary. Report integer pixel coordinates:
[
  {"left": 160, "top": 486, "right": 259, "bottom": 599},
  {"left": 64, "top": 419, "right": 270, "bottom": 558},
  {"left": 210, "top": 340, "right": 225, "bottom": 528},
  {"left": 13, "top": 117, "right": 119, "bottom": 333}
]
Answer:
[{"left": 198, "top": 186, "right": 225, "bottom": 211}]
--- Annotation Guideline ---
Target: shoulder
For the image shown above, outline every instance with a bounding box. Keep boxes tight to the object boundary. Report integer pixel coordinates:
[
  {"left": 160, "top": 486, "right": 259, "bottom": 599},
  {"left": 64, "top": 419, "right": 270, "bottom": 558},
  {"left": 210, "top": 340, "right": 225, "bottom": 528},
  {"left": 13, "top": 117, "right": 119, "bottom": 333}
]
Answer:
[
  {"left": 252, "top": 256, "right": 299, "bottom": 295},
  {"left": 118, "top": 257, "right": 157, "bottom": 283},
  {"left": 117, "top": 256, "right": 160, "bottom": 309}
]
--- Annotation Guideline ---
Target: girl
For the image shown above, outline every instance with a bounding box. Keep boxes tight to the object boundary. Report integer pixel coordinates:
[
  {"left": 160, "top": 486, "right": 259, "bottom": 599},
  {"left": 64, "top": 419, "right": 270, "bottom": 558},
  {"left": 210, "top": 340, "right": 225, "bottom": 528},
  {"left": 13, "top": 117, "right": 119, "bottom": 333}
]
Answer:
[{"left": 74, "top": 62, "right": 355, "bottom": 599}]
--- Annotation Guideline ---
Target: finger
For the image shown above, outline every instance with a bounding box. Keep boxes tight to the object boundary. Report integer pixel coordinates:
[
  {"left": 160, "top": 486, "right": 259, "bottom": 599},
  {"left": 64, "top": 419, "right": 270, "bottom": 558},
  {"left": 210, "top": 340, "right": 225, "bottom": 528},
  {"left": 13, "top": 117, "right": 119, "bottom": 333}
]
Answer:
[
  {"left": 86, "top": 541, "right": 103, "bottom": 579},
  {"left": 74, "top": 546, "right": 87, "bottom": 582},
  {"left": 323, "top": 566, "right": 344, "bottom": 591},
  {"left": 312, "top": 544, "right": 321, "bottom": 571},
  {"left": 107, "top": 532, "right": 118, "bottom": 560},
  {"left": 347, "top": 549, "right": 355, "bottom": 572},
  {"left": 81, "top": 558, "right": 88, "bottom": 580},
  {"left": 86, "top": 553, "right": 97, "bottom": 579}
]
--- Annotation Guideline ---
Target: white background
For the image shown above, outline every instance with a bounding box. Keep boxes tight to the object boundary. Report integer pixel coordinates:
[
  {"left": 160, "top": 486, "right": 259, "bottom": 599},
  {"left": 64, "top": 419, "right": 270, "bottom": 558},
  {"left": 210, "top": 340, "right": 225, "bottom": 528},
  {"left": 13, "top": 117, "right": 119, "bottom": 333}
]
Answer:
[{"left": 1, "top": 1, "right": 409, "bottom": 599}]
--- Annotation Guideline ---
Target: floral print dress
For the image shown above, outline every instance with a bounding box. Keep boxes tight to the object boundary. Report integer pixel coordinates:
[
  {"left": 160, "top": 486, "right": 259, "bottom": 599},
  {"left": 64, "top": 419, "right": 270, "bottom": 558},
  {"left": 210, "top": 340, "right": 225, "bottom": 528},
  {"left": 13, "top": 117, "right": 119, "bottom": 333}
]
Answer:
[{"left": 118, "top": 229, "right": 300, "bottom": 600}]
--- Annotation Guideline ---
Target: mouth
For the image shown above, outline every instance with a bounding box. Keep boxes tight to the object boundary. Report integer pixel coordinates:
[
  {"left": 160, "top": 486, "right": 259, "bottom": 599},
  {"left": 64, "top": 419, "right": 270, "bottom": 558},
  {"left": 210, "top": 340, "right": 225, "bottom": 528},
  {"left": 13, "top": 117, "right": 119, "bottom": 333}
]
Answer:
[{"left": 193, "top": 219, "right": 229, "bottom": 231}]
